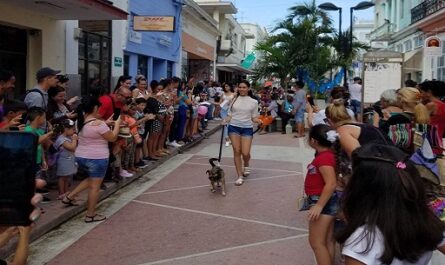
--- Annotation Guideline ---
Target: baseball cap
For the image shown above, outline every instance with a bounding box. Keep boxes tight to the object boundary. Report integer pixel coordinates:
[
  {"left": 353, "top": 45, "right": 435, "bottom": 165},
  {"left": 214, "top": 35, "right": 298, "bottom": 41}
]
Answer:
[{"left": 36, "top": 67, "right": 61, "bottom": 81}]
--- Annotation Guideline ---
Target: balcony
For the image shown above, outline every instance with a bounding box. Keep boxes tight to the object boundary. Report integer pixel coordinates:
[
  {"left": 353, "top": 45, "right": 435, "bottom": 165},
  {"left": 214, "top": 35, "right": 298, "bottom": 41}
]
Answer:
[
  {"left": 411, "top": 0, "right": 445, "bottom": 24},
  {"left": 368, "top": 21, "right": 395, "bottom": 41}
]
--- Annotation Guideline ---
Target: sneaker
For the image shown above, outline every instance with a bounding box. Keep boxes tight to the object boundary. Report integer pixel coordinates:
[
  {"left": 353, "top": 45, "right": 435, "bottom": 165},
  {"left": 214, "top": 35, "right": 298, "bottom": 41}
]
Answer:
[
  {"left": 243, "top": 167, "right": 251, "bottom": 177},
  {"left": 135, "top": 160, "right": 148, "bottom": 168},
  {"left": 225, "top": 141, "right": 230, "bottom": 147},
  {"left": 120, "top": 169, "right": 133, "bottom": 178},
  {"left": 36, "top": 188, "right": 50, "bottom": 195},
  {"left": 41, "top": 196, "right": 51, "bottom": 204},
  {"left": 168, "top": 141, "right": 182, "bottom": 148}
]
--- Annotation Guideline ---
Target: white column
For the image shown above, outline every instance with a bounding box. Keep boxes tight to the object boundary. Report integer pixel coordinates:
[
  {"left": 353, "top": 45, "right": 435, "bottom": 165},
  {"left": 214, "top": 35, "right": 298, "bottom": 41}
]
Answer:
[{"left": 65, "top": 20, "right": 79, "bottom": 74}]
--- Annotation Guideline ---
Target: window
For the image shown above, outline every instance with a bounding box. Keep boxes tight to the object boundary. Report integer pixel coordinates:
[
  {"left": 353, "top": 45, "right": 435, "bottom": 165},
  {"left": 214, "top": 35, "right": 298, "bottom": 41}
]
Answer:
[
  {"left": 124, "top": 54, "right": 129, "bottom": 76},
  {"left": 167, "top": 61, "right": 173, "bottom": 78},
  {"left": 414, "top": 35, "right": 424, "bottom": 48},
  {"left": 78, "top": 21, "right": 112, "bottom": 95},
  {"left": 396, "top": 44, "right": 404, "bottom": 52},
  {"left": 404, "top": 40, "right": 412, "bottom": 52},
  {"left": 138, "top": 55, "right": 148, "bottom": 77}
]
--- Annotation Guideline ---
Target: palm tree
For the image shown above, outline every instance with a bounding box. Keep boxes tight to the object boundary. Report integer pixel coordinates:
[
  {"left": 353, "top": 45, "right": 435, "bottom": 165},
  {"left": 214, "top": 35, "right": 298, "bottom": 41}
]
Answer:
[{"left": 286, "top": 0, "right": 332, "bottom": 32}]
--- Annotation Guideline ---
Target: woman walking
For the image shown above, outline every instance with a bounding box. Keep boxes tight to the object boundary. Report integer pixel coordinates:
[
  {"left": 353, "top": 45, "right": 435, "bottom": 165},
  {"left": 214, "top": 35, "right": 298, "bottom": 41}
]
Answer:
[
  {"left": 220, "top": 83, "right": 235, "bottom": 146},
  {"left": 223, "top": 80, "right": 262, "bottom": 186},
  {"left": 62, "top": 96, "right": 121, "bottom": 222}
]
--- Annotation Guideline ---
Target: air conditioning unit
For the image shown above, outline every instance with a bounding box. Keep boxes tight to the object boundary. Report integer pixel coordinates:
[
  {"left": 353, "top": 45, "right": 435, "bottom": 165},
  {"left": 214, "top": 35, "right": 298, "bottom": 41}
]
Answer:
[{"left": 220, "top": 40, "right": 232, "bottom": 52}]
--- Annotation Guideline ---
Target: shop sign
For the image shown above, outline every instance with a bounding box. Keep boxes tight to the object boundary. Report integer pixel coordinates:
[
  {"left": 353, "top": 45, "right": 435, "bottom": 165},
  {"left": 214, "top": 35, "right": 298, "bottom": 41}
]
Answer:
[
  {"left": 133, "top": 16, "right": 175, "bottom": 32},
  {"left": 129, "top": 30, "right": 142, "bottom": 44},
  {"left": 424, "top": 36, "right": 442, "bottom": 57},
  {"left": 241, "top": 52, "right": 256, "bottom": 69},
  {"left": 114, "top": 57, "right": 123, "bottom": 67}
]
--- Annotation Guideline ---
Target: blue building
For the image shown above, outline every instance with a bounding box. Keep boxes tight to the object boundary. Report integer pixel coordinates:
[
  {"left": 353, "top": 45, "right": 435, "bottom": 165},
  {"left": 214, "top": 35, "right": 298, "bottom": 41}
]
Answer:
[{"left": 124, "top": 0, "right": 182, "bottom": 81}]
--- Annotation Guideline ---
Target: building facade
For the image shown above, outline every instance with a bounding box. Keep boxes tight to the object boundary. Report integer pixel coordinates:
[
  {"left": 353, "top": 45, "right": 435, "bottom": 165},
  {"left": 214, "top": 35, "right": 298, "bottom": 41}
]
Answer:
[
  {"left": 123, "top": 0, "right": 182, "bottom": 83},
  {"left": 240, "top": 23, "right": 268, "bottom": 70},
  {"left": 181, "top": 0, "right": 219, "bottom": 82},
  {"left": 369, "top": 0, "right": 445, "bottom": 82},
  {"left": 0, "top": 0, "right": 127, "bottom": 98},
  {"left": 194, "top": 0, "right": 254, "bottom": 83}
]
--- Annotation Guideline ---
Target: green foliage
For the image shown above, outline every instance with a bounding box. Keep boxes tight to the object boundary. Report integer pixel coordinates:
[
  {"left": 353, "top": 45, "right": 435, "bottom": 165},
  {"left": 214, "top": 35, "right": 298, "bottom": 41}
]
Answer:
[{"left": 253, "top": 0, "right": 370, "bottom": 93}]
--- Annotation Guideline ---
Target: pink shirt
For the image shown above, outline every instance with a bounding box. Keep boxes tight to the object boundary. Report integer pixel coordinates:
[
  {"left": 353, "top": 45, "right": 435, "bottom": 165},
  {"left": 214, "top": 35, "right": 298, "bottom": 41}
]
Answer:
[{"left": 75, "top": 120, "right": 110, "bottom": 159}]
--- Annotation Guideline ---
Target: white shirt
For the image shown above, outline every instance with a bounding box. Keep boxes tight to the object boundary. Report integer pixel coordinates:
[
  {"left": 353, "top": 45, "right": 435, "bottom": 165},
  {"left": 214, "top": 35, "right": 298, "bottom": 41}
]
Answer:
[
  {"left": 349, "top": 83, "right": 362, "bottom": 101},
  {"left": 228, "top": 96, "right": 259, "bottom": 128},
  {"left": 343, "top": 226, "right": 444, "bottom": 265}
]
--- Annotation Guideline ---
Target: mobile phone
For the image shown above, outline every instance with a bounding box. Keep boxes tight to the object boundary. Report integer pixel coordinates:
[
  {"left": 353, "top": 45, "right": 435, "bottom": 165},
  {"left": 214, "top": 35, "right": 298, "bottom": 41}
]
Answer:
[
  {"left": 113, "top": 108, "right": 121, "bottom": 121},
  {"left": 0, "top": 132, "right": 37, "bottom": 226}
]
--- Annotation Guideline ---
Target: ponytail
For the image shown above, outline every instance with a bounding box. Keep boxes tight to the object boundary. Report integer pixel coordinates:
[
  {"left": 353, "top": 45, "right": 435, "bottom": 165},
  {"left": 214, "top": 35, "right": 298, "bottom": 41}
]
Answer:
[
  {"left": 414, "top": 103, "right": 430, "bottom": 124},
  {"left": 326, "top": 100, "right": 352, "bottom": 125},
  {"left": 77, "top": 96, "right": 101, "bottom": 132}
]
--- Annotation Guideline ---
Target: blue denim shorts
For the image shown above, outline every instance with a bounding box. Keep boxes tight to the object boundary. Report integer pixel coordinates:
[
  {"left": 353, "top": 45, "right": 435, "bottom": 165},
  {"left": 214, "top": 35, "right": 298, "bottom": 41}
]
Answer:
[
  {"left": 228, "top": 125, "right": 254, "bottom": 137},
  {"left": 294, "top": 107, "right": 305, "bottom": 123},
  {"left": 75, "top": 157, "right": 109, "bottom": 178},
  {"left": 350, "top": 99, "right": 361, "bottom": 114},
  {"left": 307, "top": 193, "right": 339, "bottom": 216}
]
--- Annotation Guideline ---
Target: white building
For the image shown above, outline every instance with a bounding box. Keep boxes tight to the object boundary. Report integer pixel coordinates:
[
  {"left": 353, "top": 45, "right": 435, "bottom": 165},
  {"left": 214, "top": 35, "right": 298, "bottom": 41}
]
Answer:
[
  {"left": 194, "top": 0, "right": 254, "bottom": 83},
  {"left": 240, "top": 23, "right": 268, "bottom": 70},
  {"left": 369, "top": 0, "right": 445, "bottom": 83}
]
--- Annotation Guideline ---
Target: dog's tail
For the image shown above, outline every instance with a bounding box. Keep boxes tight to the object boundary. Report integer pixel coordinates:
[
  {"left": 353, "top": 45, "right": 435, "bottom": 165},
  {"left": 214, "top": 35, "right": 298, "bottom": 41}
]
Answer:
[{"left": 209, "top": 158, "right": 219, "bottom": 167}]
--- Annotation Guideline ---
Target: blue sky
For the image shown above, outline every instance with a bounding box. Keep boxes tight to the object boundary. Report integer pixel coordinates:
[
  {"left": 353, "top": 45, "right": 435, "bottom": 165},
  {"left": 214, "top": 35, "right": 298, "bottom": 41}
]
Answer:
[{"left": 233, "top": 0, "right": 375, "bottom": 32}]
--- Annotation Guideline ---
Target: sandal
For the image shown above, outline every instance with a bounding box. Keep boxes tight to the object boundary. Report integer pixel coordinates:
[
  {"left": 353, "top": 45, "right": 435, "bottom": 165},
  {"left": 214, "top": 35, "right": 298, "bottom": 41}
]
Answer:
[
  {"left": 235, "top": 177, "right": 244, "bottom": 186},
  {"left": 243, "top": 167, "right": 251, "bottom": 177},
  {"left": 61, "top": 194, "right": 78, "bottom": 206},
  {"left": 85, "top": 214, "right": 106, "bottom": 223}
]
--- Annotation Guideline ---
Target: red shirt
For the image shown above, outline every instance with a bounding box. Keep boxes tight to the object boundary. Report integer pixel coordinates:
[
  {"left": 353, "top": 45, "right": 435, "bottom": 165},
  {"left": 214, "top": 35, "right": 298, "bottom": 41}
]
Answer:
[
  {"left": 304, "top": 150, "right": 336, "bottom": 196},
  {"left": 431, "top": 99, "right": 445, "bottom": 154},
  {"left": 98, "top": 94, "right": 123, "bottom": 120}
]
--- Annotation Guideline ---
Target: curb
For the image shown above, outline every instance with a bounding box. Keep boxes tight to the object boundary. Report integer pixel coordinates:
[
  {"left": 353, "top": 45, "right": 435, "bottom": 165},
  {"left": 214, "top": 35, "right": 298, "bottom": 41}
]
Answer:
[{"left": 1, "top": 124, "right": 222, "bottom": 257}]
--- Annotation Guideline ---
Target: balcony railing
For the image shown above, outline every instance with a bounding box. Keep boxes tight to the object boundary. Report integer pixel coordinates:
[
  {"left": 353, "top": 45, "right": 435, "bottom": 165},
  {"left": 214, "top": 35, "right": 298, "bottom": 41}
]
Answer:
[
  {"left": 368, "top": 21, "right": 395, "bottom": 41},
  {"left": 411, "top": 0, "right": 445, "bottom": 24}
]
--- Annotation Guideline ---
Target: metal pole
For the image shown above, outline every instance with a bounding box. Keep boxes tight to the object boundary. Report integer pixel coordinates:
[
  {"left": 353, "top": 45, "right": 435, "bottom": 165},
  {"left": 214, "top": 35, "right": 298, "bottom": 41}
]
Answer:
[{"left": 348, "top": 7, "right": 353, "bottom": 87}]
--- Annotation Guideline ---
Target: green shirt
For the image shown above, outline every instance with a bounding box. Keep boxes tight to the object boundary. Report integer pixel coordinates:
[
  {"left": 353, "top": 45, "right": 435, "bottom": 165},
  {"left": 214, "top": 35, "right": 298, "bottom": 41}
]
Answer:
[{"left": 24, "top": 126, "right": 44, "bottom": 164}]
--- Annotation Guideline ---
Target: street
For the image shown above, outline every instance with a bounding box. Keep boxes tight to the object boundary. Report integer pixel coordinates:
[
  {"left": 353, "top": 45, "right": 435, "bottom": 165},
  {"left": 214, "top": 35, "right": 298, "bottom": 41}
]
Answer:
[{"left": 28, "top": 130, "right": 317, "bottom": 265}]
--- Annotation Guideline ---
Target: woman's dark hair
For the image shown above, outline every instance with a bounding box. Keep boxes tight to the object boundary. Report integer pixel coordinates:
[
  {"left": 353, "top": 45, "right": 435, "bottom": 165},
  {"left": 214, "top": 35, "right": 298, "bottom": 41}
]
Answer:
[
  {"left": 77, "top": 96, "right": 101, "bottom": 132},
  {"left": 113, "top": 75, "right": 132, "bottom": 93},
  {"left": 336, "top": 144, "right": 445, "bottom": 264},
  {"left": 331, "top": 86, "right": 350, "bottom": 107},
  {"left": 239, "top": 80, "right": 250, "bottom": 88},
  {"left": 136, "top": 77, "right": 147, "bottom": 84},
  {"left": 47, "top": 86, "right": 67, "bottom": 123},
  {"left": 89, "top": 84, "right": 109, "bottom": 98},
  {"left": 0, "top": 69, "right": 14, "bottom": 83},
  {"left": 307, "top": 95, "right": 315, "bottom": 107},
  {"left": 57, "top": 75, "right": 69, "bottom": 84},
  {"left": 159, "top": 79, "right": 171, "bottom": 89},
  {"left": 418, "top": 80, "right": 445, "bottom": 98},
  {"left": 309, "top": 124, "right": 333, "bottom": 148},
  {"left": 150, "top": 80, "right": 159, "bottom": 91},
  {"left": 224, "top": 83, "right": 235, "bottom": 93}
]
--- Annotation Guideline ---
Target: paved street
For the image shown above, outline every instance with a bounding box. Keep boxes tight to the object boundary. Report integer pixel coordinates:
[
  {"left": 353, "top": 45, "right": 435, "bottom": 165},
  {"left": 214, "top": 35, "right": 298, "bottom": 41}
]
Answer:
[{"left": 28, "top": 130, "right": 317, "bottom": 265}]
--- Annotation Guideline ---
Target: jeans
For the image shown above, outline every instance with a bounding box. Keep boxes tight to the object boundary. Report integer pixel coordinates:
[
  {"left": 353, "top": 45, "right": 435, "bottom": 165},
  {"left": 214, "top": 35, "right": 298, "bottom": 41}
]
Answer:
[
  {"left": 175, "top": 105, "right": 187, "bottom": 141},
  {"left": 205, "top": 103, "right": 214, "bottom": 120}
]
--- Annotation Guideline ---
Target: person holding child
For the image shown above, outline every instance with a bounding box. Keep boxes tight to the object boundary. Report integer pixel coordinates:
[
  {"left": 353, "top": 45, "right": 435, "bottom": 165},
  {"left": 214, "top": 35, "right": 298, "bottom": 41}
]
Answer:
[{"left": 62, "top": 96, "right": 121, "bottom": 223}]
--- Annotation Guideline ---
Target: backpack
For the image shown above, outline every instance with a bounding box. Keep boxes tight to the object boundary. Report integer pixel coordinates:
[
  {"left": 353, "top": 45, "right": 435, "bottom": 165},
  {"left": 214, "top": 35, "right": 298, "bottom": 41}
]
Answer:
[
  {"left": 385, "top": 113, "right": 413, "bottom": 152},
  {"left": 23, "top": 89, "right": 46, "bottom": 110}
]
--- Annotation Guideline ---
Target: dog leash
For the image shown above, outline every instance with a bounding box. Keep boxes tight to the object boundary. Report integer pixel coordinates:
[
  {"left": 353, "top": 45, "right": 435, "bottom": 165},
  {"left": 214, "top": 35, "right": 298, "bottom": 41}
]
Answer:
[{"left": 218, "top": 124, "right": 224, "bottom": 163}]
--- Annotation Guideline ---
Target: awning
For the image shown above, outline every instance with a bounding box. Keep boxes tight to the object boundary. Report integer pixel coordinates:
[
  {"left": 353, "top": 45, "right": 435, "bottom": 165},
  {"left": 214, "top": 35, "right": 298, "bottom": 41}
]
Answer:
[
  {"left": 0, "top": 0, "right": 128, "bottom": 20},
  {"left": 403, "top": 48, "right": 423, "bottom": 71},
  {"left": 216, "top": 63, "right": 254, "bottom": 74}
]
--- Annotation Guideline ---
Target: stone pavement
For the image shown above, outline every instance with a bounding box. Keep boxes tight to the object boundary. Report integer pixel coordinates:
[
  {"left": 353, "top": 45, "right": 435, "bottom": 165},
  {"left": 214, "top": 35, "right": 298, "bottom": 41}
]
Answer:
[{"left": 26, "top": 129, "right": 317, "bottom": 265}]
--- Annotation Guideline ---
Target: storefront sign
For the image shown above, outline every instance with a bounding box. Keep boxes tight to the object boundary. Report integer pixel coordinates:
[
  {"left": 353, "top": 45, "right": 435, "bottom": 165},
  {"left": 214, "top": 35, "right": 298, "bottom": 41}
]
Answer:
[
  {"left": 159, "top": 35, "right": 172, "bottom": 47},
  {"left": 133, "top": 16, "right": 175, "bottom": 32},
  {"left": 182, "top": 32, "right": 215, "bottom": 61},
  {"left": 129, "top": 30, "right": 142, "bottom": 44},
  {"left": 114, "top": 57, "right": 123, "bottom": 67},
  {"left": 424, "top": 36, "right": 442, "bottom": 57},
  {"left": 241, "top": 52, "right": 256, "bottom": 69}
]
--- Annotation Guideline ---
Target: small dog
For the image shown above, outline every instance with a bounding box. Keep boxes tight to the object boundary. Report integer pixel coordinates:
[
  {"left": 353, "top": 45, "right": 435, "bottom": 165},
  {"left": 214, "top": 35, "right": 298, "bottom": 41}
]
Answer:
[{"left": 206, "top": 158, "right": 226, "bottom": 196}]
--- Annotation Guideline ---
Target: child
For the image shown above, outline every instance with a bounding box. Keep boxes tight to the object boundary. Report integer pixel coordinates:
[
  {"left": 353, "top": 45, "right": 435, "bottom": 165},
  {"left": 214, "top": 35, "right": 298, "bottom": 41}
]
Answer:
[
  {"left": 303, "top": 124, "right": 338, "bottom": 265},
  {"left": 53, "top": 119, "right": 78, "bottom": 199},
  {"left": 337, "top": 144, "right": 445, "bottom": 264},
  {"left": 0, "top": 99, "right": 27, "bottom": 130},
  {"left": 24, "top": 107, "right": 53, "bottom": 198},
  {"left": 121, "top": 104, "right": 143, "bottom": 174},
  {"left": 133, "top": 98, "right": 155, "bottom": 168}
]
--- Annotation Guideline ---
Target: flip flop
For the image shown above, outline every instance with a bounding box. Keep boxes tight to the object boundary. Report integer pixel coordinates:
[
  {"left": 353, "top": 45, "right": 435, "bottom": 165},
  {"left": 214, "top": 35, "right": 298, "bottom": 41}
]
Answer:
[
  {"left": 61, "top": 194, "right": 78, "bottom": 206},
  {"left": 235, "top": 177, "right": 244, "bottom": 186},
  {"left": 85, "top": 214, "right": 106, "bottom": 223}
]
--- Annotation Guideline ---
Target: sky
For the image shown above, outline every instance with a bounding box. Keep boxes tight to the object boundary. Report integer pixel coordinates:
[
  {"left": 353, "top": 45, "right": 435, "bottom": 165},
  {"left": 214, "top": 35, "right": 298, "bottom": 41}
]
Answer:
[{"left": 233, "top": 0, "right": 375, "bottom": 33}]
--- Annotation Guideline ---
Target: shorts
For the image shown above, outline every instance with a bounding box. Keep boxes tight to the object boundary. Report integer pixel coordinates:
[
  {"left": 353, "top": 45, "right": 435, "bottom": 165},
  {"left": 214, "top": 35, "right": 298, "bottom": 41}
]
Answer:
[
  {"left": 228, "top": 125, "right": 254, "bottom": 138},
  {"left": 75, "top": 157, "right": 109, "bottom": 178},
  {"left": 306, "top": 193, "right": 339, "bottom": 216},
  {"left": 294, "top": 106, "right": 305, "bottom": 123},
  {"left": 350, "top": 99, "right": 361, "bottom": 114}
]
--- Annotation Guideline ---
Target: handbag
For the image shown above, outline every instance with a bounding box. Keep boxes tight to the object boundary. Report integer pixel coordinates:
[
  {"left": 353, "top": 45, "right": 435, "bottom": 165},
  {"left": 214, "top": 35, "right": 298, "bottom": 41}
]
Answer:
[{"left": 297, "top": 195, "right": 311, "bottom": 211}]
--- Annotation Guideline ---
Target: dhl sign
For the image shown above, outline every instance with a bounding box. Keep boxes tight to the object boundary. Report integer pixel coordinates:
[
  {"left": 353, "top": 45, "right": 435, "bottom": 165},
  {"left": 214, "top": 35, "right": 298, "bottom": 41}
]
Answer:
[{"left": 133, "top": 16, "right": 175, "bottom": 32}]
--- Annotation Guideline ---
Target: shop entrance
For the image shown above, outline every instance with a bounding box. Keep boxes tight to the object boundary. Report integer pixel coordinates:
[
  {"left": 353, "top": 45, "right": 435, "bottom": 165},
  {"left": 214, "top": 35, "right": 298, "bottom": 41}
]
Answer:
[{"left": 0, "top": 24, "right": 27, "bottom": 98}]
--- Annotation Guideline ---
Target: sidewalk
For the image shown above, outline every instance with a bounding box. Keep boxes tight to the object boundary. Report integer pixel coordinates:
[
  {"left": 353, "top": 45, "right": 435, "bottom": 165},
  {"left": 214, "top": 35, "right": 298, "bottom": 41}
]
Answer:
[{"left": 0, "top": 121, "right": 222, "bottom": 257}]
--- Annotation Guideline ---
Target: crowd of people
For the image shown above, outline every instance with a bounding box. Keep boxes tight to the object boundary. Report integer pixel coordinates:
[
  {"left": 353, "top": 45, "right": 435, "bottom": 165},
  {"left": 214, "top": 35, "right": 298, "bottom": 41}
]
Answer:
[{"left": 3, "top": 64, "right": 445, "bottom": 264}]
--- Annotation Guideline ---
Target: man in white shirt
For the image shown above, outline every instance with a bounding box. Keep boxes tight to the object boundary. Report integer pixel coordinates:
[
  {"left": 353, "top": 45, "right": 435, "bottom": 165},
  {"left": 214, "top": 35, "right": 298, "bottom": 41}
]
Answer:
[{"left": 349, "top": 77, "right": 362, "bottom": 121}]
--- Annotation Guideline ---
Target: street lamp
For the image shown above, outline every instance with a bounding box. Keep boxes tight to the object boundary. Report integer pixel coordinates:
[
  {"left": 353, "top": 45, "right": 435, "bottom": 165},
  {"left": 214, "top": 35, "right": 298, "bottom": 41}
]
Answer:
[
  {"left": 349, "top": 1, "right": 375, "bottom": 65},
  {"left": 318, "top": 2, "right": 345, "bottom": 85}
]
